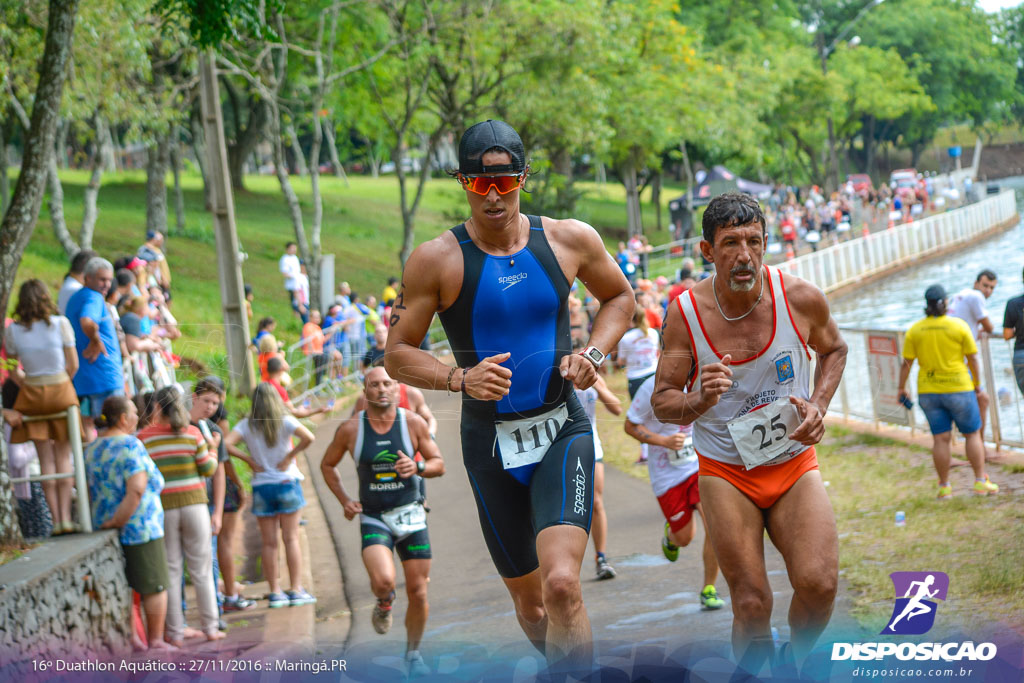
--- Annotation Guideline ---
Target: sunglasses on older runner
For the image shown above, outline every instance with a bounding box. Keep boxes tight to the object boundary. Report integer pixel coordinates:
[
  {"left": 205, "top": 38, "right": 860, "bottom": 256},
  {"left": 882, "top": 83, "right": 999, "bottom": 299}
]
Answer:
[{"left": 457, "top": 172, "right": 526, "bottom": 196}]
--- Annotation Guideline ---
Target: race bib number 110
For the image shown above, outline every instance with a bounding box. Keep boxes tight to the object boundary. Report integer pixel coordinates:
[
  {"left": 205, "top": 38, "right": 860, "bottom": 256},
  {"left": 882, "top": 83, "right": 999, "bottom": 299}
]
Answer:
[{"left": 495, "top": 404, "right": 569, "bottom": 471}]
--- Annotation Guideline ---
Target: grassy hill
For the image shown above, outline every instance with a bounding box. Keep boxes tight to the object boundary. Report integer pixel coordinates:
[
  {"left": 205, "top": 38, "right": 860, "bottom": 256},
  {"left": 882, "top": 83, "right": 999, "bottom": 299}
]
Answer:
[{"left": 14, "top": 169, "right": 680, "bottom": 377}]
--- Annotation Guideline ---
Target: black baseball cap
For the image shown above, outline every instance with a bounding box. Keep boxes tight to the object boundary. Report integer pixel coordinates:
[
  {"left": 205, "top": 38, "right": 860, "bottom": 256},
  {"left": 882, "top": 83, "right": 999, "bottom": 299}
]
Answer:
[
  {"left": 458, "top": 120, "right": 526, "bottom": 175},
  {"left": 924, "top": 284, "right": 947, "bottom": 302}
]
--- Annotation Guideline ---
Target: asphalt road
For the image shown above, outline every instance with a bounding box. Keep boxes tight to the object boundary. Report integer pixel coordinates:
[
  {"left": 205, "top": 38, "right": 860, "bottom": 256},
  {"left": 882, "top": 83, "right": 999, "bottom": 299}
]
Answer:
[{"left": 306, "top": 391, "right": 859, "bottom": 679}]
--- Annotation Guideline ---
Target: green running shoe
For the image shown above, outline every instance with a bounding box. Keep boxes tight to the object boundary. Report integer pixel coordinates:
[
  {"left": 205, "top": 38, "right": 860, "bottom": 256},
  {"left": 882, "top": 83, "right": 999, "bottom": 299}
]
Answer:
[
  {"left": 937, "top": 484, "right": 953, "bottom": 499},
  {"left": 661, "top": 522, "right": 679, "bottom": 562},
  {"left": 700, "top": 585, "right": 725, "bottom": 610}
]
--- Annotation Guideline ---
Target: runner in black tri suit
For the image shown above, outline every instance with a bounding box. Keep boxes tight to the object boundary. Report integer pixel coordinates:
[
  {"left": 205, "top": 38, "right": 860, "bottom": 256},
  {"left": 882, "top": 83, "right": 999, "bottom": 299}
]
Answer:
[
  {"left": 321, "top": 367, "right": 444, "bottom": 677},
  {"left": 384, "top": 120, "right": 634, "bottom": 667}
]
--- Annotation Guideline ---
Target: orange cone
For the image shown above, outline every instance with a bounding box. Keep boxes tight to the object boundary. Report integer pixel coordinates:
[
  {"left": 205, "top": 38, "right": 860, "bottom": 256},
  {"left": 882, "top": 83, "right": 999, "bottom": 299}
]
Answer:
[
  {"left": 785, "top": 243, "right": 795, "bottom": 261},
  {"left": 862, "top": 223, "right": 870, "bottom": 238}
]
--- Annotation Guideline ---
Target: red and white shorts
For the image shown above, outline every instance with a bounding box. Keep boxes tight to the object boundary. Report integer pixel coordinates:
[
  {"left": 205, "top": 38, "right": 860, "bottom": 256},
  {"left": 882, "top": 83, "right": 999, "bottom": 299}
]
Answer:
[{"left": 657, "top": 472, "right": 701, "bottom": 533}]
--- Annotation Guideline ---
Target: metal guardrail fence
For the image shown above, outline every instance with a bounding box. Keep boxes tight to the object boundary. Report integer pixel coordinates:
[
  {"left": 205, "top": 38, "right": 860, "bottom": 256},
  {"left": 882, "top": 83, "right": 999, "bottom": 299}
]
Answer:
[
  {"left": 9, "top": 405, "right": 92, "bottom": 533},
  {"left": 777, "top": 190, "right": 1017, "bottom": 294},
  {"left": 831, "top": 329, "right": 1024, "bottom": 451}
]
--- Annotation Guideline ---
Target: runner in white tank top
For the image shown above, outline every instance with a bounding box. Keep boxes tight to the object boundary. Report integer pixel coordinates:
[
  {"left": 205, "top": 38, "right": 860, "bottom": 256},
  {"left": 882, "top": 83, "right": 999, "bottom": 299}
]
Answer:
[
  {"left": 678, "top": 265, "right": 812, "bottom": 468},
  {"left": 650, "top": 193, "right": 848, "bottom": 674}
]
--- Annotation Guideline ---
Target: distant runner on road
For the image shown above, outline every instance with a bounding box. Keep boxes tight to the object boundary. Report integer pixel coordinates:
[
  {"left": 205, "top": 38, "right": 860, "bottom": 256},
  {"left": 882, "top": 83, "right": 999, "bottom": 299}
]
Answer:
[
  {"left": 384, "top": 119, "right": 634, "bottom": 668},
  {"left": 653, "top": 192, "right": 848, "bottom": 676},
  {"left": 320, "top": 367, "right": 445, "bottom": 677},
  {"left": 624, "top": 375, "right": 724, "bottom": 611}
]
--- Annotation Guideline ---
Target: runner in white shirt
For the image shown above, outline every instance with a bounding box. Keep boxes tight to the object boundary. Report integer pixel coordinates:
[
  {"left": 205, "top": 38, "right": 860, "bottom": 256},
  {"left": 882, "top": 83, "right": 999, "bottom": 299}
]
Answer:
[
  {"left": 625, "top": 375, "right": 724, "bottom": 611},
  {"left": 574, "top": 363, "right": 622, "bottom": 581},
  {"left": 616, "top": 307, "right": 660, "bottom": 398},
  {"left": 279, "top": 242, "right": 301, "bottom": 306},
  {"left": 948, "top": 269, "right": 997, "bottom": 457}
]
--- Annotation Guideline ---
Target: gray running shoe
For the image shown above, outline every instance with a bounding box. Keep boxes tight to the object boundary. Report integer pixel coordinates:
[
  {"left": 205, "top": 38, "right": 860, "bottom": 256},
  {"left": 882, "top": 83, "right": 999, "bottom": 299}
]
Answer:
[
  {"left": 596, "top": 556, "right": 617, "bottom": 580},
  {"left": 406, "top": 650, "right": 429, "bottom": 677},
  {"left": 371, "top": 591, "right": 395, "bottom": 634}
]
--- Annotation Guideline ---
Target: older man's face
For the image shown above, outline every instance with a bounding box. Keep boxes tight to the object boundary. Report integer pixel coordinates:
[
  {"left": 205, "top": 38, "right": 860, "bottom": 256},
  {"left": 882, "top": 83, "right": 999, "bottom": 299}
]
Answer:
[{"left": 85, "top": 268, "right": 113, "bottom": 294}]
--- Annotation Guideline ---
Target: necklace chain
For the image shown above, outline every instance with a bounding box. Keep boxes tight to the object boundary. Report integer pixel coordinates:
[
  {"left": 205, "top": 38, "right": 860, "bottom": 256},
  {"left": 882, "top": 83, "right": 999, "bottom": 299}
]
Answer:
[
  {"left": 467, "top": 214, "right": 525, "bottom": 255},
  {"left": 712, "top": 271, "right": 764, "bottom": 322}
]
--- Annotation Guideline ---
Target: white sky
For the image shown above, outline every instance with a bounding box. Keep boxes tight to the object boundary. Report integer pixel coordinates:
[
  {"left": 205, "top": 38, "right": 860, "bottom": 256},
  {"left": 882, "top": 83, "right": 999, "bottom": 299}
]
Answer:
[{"left": 979, "top": 0, "right": 1023, "bottom": 12}]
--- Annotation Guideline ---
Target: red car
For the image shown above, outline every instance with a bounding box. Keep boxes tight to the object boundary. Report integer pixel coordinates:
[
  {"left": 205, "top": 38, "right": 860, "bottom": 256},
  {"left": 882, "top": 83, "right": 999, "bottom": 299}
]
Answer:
[{"left": 846, "top": 173, "right": 873, "bottom": 194}]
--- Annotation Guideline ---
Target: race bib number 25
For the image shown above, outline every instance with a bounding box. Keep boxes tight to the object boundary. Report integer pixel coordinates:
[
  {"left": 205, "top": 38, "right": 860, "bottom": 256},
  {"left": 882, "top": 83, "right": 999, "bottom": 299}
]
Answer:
[{"left": 726, "top": 398, "right": 804, "bottom": 470}]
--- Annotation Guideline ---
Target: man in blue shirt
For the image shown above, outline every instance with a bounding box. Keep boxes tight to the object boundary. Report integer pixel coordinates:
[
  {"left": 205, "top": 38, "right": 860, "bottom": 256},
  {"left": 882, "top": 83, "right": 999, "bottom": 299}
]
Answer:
[{"left": 66, "top": 257, "right": 124, "bottom": 438}]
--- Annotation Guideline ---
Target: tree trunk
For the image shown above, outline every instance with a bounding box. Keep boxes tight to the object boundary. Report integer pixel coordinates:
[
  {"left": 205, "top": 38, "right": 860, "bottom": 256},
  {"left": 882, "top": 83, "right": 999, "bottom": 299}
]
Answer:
[
  {"left": 322, "top": 119, "right": 349, "bottom": 185},
  {"left": 651, "top": 172, "right": 662, "bottom": 232},
  {"left": 621, "top": 152, "right": 643, "bottom": 237},
  {"left": 865, "top": 116, "right": 877, "bottom": 179},
  {"left": 0, "top": 0, "right": 80, "bottom": 548},
  {"left": 100, "top": 119, "right": 117, "bottom": 171},
  {"left": 285, "top": 122, "right": 309, "bottom": 176},
  {"left": 226, "top": 96, "right": 267, "bottom": 191},
  {"left": 170, "top": 133, "right": 185, "bottom": 235},
  {"left": 552, "top": 146, "right": 575, "bottom": 214},
  {"left": 79, "top": 116, "right": 105, "bottom": 251},
  {"left": 397, "top": 130, "right": 441, "bottom": 267},
  {"left": 54, "top": 118, "right": 69, "bottom": 168},
  {"left": 269, "top": 105, "right": 310, "bottom": 269},
  {"left": 146, "top": 134, "right": 171, "bottom": 235},
  {"left": 189, "top": 111, "right": 213, "bottom": 210},
  {"left": 0, "top": 125, "right": 8, "bottom": 216},
  {"left": 48, "top": 153, "right": 77, "bottom": 257}
]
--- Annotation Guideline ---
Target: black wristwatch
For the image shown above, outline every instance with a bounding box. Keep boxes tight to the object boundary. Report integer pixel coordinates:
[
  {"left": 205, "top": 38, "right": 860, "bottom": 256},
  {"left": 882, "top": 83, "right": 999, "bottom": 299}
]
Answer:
[{"left": 416, "top": 459, "right": 426, "bottom": 474}]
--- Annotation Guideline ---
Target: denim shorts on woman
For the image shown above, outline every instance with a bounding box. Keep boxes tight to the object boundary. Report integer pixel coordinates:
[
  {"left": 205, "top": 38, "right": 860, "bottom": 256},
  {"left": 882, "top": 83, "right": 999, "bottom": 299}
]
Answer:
[
  {"left": 918, "top": 391, "right": 982, "bottom": 436},
  {"left": 251, "top": 479, "right": 305, "bottom": 517}
]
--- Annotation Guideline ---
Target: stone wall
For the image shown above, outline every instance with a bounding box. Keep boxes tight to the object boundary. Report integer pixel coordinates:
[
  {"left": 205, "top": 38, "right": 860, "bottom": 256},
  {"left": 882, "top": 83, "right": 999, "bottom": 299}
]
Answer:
[{"left": 0, "top": 531, "right": 132, "bottom": 674}]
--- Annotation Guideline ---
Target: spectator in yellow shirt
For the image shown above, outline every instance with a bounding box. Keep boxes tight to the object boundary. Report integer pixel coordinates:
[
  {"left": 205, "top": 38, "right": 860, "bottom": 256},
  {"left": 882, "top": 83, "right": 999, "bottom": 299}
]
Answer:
[
  {"left": 382, "top": 277, "right": 399, "bottom": 307},
  {"left": 898, "top": 285, "right": 997, "bottom": 499}
]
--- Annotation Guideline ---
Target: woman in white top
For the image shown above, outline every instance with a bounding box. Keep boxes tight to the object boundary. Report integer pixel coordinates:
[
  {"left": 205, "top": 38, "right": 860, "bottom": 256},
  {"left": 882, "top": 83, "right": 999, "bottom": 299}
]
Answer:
[
  {"left": 4, "top": 279, "right": 80, "bottom": 534},
  {"left": 617, "top": 306, "right": 661, "bottom": 398},
  {"left": 224, "top": 382, "right": 317, "bottom": 607}
]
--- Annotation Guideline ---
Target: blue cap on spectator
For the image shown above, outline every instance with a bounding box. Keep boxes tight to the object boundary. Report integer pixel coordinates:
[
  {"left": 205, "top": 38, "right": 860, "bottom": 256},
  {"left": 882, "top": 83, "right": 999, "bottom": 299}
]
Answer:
[
  {"left": 924, "top": 284, "right": 946, "bottom": 302},
  {"left": 146, "top": 229, "right": 158, "bottom": 240}
]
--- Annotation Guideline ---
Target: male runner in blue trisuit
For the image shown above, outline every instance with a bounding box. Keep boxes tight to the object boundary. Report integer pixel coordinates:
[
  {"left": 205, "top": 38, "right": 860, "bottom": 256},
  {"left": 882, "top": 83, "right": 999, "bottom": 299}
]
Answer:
[{"left": 384, "top": 120, "right": 633, "bottom": 666}]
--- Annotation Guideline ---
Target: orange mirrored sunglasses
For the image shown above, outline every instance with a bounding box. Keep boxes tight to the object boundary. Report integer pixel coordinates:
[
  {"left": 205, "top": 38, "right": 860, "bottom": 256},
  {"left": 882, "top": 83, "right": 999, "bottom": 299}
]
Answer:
[{"left": 457, "top": 172, "right": 526, "bottom": 196}]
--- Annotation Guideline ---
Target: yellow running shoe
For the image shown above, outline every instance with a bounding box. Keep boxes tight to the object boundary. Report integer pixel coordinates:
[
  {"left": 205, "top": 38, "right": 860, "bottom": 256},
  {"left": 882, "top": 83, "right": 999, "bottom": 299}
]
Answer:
[
  {"left": 661, "top": 522, "right": 679, "bottom": 562},
  {"left": 700, "top": 585, "right": 725, "bottom": 610},
  {"left": 937, "top": 484, "right": 953, "bottom": 499},
  {"left": 973, "top": 476, "right": 998, "bottom": 496}
]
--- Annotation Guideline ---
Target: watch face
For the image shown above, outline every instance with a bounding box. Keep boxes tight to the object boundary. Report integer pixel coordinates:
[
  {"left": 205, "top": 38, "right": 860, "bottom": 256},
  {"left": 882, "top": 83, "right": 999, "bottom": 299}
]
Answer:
[{"left": 586, "top": 348, "right": 604, "bottom": 363}]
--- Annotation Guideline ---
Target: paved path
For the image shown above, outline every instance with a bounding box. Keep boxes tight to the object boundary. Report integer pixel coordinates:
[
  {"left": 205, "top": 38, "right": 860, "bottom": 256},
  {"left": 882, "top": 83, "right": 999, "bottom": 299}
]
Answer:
[{"left": 305, "top": 392, "right": 860, "bottom": 677}]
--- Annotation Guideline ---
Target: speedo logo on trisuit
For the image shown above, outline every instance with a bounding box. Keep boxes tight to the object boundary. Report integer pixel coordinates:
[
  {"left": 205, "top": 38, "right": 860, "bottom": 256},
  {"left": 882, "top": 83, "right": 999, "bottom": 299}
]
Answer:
[
  {"left": 498, "top": 272, "right": 528, "bottom": 290},
  {"left": 573, "top": 457, "right": 587, "bottom": 515}
]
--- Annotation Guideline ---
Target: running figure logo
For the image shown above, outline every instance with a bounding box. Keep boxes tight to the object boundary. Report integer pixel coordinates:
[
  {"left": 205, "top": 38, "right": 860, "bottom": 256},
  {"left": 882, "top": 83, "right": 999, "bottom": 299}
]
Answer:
[{"left": 882, "top": 571, "right": 949, "bottom": 635}]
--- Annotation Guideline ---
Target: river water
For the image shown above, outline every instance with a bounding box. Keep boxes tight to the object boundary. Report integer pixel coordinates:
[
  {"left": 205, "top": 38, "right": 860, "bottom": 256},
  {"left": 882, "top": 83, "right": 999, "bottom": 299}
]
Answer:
[{"left": 829, "top": 176, "right": 1024, "bottom": 444}]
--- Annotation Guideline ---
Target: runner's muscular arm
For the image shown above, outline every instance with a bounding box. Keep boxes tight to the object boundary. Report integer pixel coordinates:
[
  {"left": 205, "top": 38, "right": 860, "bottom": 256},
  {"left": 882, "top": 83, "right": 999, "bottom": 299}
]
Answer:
[
  {"left": 557, "top": 220, "right": 635, "bottom": 389},
  {"left": 406, "top": 386, "right": 438, "bottom": 436},
  {"left": 394, "top": 412, "right": 445, "bottom": 479},
  {"left": 651, "top": 303, "right": 732, "bottom": 425},
  {"left": 320, "top": 420, "right": 362, "bottom": 519},
  {"left": 786, "top": 277, "right": 848, "bottom": 444},
  {"left": 384, "top": 238, "right": 451, "bottom": 391}
]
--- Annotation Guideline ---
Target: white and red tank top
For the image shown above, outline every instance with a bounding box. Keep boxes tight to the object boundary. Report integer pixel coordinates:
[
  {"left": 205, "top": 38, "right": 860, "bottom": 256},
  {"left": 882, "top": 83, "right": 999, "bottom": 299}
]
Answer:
[{"left": 678, "top": 266, "right": 812, "bottom": 467}]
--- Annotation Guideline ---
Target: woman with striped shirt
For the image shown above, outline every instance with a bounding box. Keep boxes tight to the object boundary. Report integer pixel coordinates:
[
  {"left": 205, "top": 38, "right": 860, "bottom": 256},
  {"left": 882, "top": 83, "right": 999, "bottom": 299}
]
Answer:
[{"left": 138, "top": 386, "right": 223, "bottom": 645}]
